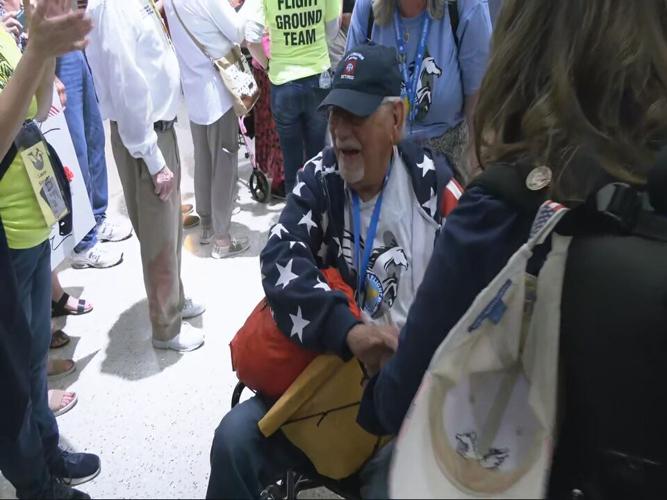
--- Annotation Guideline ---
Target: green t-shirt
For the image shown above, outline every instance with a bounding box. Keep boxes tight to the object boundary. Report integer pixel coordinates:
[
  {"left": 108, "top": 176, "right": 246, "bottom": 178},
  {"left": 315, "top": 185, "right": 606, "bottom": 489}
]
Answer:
[
  {"left": 263, "top": 0, "right": 341, "bottom": 85},
  {"left": 0, "top": 30, "right": 50, "bottom": 250}
]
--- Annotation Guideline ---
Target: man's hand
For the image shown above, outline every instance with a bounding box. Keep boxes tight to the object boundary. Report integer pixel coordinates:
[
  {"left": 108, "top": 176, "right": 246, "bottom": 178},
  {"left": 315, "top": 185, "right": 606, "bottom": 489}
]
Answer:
[
  {"left": 152, "top": 165, "right": 175, "bottom": 202},
  {"left": 25, "top": 0, "right": 92, "bottom": 60},
  {"left": 346, "top": 323, "right": 399, "bottom": 377},
  {"left": 54, "top": 76, "right": 66, "bottom": 108}
]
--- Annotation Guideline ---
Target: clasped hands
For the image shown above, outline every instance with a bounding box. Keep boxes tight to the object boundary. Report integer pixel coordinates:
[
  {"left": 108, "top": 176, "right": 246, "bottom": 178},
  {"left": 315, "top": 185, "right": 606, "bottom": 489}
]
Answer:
[{"left": 346, "top": 316, "right": 399, "bottom": 379}]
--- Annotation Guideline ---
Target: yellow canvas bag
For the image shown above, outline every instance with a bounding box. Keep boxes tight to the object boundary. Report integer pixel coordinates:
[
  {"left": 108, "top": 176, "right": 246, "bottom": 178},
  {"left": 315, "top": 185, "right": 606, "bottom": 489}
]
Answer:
[{"left": 259, "top": 355, "right": 392, "bottom": 480}]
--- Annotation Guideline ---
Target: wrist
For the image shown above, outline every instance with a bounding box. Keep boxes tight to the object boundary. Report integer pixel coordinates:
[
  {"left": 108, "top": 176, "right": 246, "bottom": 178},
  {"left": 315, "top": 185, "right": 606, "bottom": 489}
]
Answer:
[{"left": 22, "top": 44, "right": 49, "bottom": 68}]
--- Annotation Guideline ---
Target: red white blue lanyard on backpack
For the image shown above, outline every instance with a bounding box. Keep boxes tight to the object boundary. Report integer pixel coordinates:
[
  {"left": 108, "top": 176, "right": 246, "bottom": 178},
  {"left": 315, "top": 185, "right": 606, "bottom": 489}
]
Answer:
[
  {"left": 351, "top": 164, "right": 393, "bottom": 309},
  {"left": 393, "top": 11, "right": 432, "bottom": 125}
]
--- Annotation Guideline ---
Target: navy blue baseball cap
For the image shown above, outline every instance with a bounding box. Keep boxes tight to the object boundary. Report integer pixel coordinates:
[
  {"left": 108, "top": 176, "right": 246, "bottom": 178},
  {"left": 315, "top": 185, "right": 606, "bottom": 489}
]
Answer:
[{"left": 318, "top": 43, "right": 402, "bottom": 118}]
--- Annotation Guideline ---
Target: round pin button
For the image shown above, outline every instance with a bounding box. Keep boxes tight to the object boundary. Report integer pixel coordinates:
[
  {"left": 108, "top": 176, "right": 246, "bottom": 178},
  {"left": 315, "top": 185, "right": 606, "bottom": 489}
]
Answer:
[{"left": 526, "top": 166, "right": 552, "bottom": 191}]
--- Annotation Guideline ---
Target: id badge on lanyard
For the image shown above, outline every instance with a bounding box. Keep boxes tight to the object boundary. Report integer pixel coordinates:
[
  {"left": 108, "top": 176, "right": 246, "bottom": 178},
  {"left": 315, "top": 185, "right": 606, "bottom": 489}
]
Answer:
[
  {"left": 393, "top": 11, "right": 432, "bottom": 126},
  {"left": 15, "top": 121, "right": 68, "bottom": 227},
  {"left": 351, "top": 164, "right": 393, "bottom": 311}
]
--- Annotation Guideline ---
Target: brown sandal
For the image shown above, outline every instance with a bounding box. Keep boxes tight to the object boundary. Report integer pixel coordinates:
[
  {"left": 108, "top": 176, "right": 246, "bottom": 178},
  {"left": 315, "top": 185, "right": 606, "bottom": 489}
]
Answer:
[
  {"left": 47, "top": 358, "right": 76, "bottom": 379},
  {"left": 50, "top": 329, "right": 70, "bottom": 349}
]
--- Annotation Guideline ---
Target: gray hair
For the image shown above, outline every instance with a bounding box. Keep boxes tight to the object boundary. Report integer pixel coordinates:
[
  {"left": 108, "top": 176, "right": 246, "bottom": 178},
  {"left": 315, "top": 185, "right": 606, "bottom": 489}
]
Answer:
[
  {"left": 381, "top": 96, "right": 407, "bottom": 139},
  {"left": 373, "top": 0, "right": 446, "bottom": 26}
]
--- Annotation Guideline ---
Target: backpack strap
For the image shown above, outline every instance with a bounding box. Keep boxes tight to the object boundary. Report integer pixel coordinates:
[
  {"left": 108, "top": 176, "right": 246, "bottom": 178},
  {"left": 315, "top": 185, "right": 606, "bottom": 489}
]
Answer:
[
  {"left": 366, "top": 2, "right": 375, "bottom": 41},
  {"left": 468, "top": 162, "right": 550, "bottom": 213},
  {"left": 0, "top": 144, "right": 17, "bottom": 183},
  {"left": 448, "top": 0, "right": 459, "bottom": 49}
]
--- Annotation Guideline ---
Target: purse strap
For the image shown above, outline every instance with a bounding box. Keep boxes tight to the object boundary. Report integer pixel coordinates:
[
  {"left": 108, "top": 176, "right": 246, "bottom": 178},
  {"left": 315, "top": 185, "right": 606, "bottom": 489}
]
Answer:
[{"left": 170, "top": 0, "right": 217, "bottom": 64}]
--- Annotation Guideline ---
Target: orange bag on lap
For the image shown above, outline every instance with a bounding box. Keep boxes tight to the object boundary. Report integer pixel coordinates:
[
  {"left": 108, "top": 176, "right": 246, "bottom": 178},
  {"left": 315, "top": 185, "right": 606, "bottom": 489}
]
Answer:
[{"left": 230, "top": 268, "right": 360, "bottom": 400}]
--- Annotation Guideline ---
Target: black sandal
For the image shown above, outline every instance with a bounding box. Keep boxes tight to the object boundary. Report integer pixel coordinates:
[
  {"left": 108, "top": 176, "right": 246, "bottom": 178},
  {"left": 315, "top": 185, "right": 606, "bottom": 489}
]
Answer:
[{"left": 51, "top": 292, "right": 93, "bottom": 317}]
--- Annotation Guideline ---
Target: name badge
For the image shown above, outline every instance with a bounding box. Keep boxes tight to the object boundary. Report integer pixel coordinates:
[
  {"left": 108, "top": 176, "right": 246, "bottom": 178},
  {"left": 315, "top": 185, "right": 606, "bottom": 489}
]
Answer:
[{"left": 15, "top": 122, "right": 68, "bottom": 227}]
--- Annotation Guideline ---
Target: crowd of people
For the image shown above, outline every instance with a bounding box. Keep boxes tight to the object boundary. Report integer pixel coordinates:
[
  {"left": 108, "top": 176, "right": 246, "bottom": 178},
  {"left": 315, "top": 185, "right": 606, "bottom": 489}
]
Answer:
[{"left": 0, "top": 0, "right": 666, "bottom": 499}]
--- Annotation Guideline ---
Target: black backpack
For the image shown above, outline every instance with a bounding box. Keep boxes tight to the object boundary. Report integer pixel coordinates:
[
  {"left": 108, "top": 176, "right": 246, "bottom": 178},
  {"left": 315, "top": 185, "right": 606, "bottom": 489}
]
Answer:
[{"left": 471, "top": 152, "right": 667, "bottom": 500}]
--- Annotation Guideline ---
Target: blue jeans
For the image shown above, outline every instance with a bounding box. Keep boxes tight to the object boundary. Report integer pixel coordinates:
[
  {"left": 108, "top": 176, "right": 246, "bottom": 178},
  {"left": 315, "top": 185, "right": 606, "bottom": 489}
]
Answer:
[
  {"left": 206, "top": 396, "right": 391, "bottom": 499},
  {"left": 0, "top": 242, "right": 59, "bottom": 497},
  {"left": 270, "top": 74, "right": 329, "bottom": 192},
  {"left": 56, "top": 51, "right": 109, "bottom": 253}
]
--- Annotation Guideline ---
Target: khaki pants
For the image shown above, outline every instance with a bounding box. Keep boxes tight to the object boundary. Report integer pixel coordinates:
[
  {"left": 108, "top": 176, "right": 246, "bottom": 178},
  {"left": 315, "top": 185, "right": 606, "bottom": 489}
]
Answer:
[
  {"left": 190, "top": 108, "right": 239, "bottom": 237},
  {"left": 110, "top": 122, "right": 184, "bottom": 341}
]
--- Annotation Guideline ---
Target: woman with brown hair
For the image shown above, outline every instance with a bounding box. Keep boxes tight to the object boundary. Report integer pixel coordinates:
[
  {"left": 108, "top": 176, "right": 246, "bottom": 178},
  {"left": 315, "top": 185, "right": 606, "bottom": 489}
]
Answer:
[{"left": 355, "top": 0, "right": 667, "bottom": 497}]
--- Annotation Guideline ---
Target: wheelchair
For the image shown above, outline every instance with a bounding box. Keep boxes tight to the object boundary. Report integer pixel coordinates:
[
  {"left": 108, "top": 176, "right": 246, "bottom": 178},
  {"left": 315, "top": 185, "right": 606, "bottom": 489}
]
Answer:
[{"left": 231, "top": 381, "right": 360, "bottom": 500}]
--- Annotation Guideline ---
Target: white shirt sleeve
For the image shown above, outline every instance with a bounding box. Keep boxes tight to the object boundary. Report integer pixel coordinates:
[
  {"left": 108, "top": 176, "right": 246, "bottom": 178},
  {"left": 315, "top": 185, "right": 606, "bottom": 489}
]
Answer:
[
  {"left": 199, "top": 0, "right": 246, "bottom": 46},
  {"left": 86, "top": 2, "right": 166, "bottom": 175},
  {"left": 242, "top": 0, "right": 265, "bottom": 43}
]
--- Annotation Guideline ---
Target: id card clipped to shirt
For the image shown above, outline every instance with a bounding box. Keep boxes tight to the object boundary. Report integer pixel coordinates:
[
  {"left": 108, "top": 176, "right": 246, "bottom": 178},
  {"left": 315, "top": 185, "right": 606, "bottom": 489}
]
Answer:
[{"left": 15, "top": 121, "right": 68, "bottom": 227}]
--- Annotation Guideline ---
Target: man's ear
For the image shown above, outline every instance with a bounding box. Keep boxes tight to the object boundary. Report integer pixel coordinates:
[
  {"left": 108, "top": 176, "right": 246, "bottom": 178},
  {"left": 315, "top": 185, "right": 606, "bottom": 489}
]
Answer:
[{"left": 391, "top": 100, "right": 406, "bottom": 142}]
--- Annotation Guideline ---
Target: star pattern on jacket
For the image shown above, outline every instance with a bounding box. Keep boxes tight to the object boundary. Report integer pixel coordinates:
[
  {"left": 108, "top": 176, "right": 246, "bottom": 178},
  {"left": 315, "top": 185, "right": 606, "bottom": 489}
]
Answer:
[
  {"left": 417, "top": 156, "right": 436, "bottom": 177},
  {"left": 314, "top": 277, "right": 331, "bottom": 291},
  {"left": 275, "top": 259, "right": 298, "bottom": 289},
  {"left": 422, "top": 187, "right": 438, "bottom": 217},
  {"left": 270, "top": 223, "right": 288, "bottom": 240},
  {"left": 289, "top": 306, "right": 310, "bottom": 342},
  {"left": 293, "top": 181, "right": 306, "bottom": 197},
  {"left": 298, "top": 210, "right": 318, "bottom": 235}
]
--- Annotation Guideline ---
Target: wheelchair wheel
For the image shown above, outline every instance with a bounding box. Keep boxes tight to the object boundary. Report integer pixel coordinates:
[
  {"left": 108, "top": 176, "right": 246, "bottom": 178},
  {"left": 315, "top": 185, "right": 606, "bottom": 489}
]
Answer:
[
  {"left": 249, "top": 169, "right": 270, "bottom": 203},
  {"left": 231, "top": 381, "right": 246, "bottom": 409}
]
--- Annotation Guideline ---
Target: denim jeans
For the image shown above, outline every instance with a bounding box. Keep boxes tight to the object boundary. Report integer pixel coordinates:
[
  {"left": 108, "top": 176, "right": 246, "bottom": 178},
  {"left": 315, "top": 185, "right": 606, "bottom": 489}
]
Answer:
[
  {"left": 0, "top": 241, "right": 59, "bottom": 497},
  {"left": 56, "top": 51, "right": 109, "bottom": 253},
  {"left": 270, "top": 74, "right": 329, "bottom": 193},
  {"left": 206, "top": 396, "right": 391, "bottom": 499}
]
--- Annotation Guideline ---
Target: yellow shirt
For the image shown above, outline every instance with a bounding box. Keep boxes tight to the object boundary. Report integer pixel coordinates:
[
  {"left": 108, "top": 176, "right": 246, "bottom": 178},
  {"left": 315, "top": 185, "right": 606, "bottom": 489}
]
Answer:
[{"left": 0, "top": 30, "right": 51, "bottom": 250}]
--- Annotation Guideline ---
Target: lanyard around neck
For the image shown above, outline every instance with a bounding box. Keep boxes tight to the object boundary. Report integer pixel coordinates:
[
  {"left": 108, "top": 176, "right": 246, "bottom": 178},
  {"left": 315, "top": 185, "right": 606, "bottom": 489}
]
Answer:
[
  {"left": 393, "top": 10, "right": 431, "bottom": 125},
  {"left": 351, "top": 164, "right": 393, "bottom": 307}
]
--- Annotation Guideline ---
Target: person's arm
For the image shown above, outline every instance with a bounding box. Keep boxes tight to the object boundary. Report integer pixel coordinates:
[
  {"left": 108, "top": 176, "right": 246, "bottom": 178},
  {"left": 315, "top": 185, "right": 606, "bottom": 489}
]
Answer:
[
  {"left": 86, "top": 2, "right": 171, "bottom": 193},
  {"left": 34, "top": 57, "right": 55, "bottom": 122},
  {"left": 324, "top": 0, "right": 341, "bottom": 42},
  {"left": 345, "top": 0, "right": 372, "bottom": 51},
  {"left": 199, "top": 0, "right": 245, "bottom": 46},
  {"left": 464, "top": 92, "right": 480, "bottom": 172},
  {"left": 260, "top": 157, "right": 361, "bottom": 358},
  {"left": 247, "top": 41, "right": 266, "bottom": 69},
  {"left": 242, "top": 0, "right": 266, "bottom": 68},
  {"left": 456, "top": 0, "right": 492, "bottom": 173},
  {"left": 357, "top": 186, "right": 533, "bottom": 435},
  {"left": 0, "top": 0, "right": 90, "bottom": 157}
]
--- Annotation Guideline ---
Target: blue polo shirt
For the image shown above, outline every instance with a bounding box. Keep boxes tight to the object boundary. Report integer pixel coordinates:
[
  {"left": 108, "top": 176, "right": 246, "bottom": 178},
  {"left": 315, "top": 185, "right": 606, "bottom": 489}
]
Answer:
[{"left": 346, "top": 0, "right": 492, "bottom": 141}]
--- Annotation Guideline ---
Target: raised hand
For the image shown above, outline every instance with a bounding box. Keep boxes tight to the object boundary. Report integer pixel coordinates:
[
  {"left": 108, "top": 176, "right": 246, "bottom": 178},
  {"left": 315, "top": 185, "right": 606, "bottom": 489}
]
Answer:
[{"left": 24, "top": 0, "right": 91, "bottom": 60}]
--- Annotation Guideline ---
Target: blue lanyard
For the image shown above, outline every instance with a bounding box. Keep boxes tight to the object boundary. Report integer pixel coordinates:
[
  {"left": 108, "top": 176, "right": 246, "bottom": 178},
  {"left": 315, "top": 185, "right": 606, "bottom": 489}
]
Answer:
[
  {"left": 393, "top": 10, "right": 432, "bottom": 124},
  {"left": 351, "top": 166, "right": 392, "bottom": 307}
]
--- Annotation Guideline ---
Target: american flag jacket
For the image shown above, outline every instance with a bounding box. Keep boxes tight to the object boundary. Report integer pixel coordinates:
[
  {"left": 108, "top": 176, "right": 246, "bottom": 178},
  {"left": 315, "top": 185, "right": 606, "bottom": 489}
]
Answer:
[{"left": 259, "top": 140, "right": 461, "bottom": 359}]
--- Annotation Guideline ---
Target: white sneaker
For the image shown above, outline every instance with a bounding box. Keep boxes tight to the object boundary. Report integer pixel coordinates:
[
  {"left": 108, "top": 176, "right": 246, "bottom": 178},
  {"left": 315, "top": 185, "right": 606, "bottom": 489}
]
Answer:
[
  {"left": 182, "top": 297, "right": 206, "bottom": 319},
  {"left": 71, "top": 242, "right": 123, "bottom": 269},
  {"left": 97, "top": 219, "right": 133, "bottom": 242},
  {"left": 152, "top": 323, "right": 204, "bottom": 352}
]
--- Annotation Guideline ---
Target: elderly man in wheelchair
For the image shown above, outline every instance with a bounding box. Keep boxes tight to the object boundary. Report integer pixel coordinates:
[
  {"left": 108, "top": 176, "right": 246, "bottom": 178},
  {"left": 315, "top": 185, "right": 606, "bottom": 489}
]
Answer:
[{"left": 205, "top": 44, "right": 459, "bottom": 499}]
